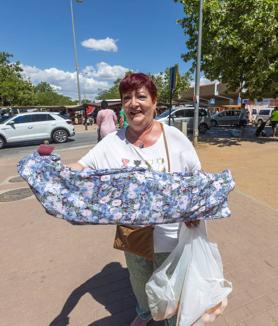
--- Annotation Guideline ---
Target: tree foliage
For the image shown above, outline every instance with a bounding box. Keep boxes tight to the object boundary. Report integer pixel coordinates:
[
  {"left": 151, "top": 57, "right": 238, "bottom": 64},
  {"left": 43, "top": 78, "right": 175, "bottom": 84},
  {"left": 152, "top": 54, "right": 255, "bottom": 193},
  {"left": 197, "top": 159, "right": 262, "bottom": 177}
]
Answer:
[
  {"left": 0, "top": 52, "right": 34, "bottom": 105},
  {"left": 0, "top": 52, "right": 76, "bottom": 106},
  {"left": 175, "top": 0, "right": 278, "bottom": 98},
  {"left": 96, "top": 78, "right": 121, "bottom": 100},
  {"left": 33, "top": 82, "right": 75, "bottom": 106},
  {"left": 151, "top": 67, "right": 190, "bottom": 104},
  {"left": 96, "top": 68, "right": 190, "bottom": 105}
]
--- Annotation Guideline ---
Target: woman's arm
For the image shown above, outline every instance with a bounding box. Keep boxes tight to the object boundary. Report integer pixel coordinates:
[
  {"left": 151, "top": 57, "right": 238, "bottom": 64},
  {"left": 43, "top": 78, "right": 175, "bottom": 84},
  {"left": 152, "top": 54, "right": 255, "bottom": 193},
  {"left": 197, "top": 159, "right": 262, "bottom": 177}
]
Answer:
[{"left": 66, "top": 162, "right": 85, "bottom": 170}]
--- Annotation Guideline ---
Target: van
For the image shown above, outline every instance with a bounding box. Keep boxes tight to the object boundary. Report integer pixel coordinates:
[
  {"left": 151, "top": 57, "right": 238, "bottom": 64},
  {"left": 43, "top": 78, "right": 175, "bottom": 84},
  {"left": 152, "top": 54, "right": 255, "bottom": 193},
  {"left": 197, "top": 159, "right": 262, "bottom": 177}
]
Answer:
[{"left": 254, "top": 108, "right": 274, "bottom": 125}]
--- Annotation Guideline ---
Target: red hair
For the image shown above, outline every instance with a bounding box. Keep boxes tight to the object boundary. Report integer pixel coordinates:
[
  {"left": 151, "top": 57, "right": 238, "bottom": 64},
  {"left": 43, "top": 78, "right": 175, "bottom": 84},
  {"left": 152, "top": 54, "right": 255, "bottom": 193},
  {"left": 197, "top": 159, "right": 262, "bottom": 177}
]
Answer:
[{"left": 119, "top": 73, "right": 157, "bottom": 102}]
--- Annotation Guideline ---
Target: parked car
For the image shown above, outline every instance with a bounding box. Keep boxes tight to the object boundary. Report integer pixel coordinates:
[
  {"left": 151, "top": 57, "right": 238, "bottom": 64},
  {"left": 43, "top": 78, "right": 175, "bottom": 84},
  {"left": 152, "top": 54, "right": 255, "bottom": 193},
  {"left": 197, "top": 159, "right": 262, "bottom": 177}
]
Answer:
[
  {"left": 0, "top": 115, "right": 10, "bottom": 124},
  {"left": 156, "top": 106, "right": 211, "bottom": 134},
  {"left": 0, "top": 112, "right": 75, "bottom": 149},
  {"left": 210, "top": 109, "right": 243, "bottom": 127},
  {"left": 254, "top": 108, "right": 274, "bottom": 126}
]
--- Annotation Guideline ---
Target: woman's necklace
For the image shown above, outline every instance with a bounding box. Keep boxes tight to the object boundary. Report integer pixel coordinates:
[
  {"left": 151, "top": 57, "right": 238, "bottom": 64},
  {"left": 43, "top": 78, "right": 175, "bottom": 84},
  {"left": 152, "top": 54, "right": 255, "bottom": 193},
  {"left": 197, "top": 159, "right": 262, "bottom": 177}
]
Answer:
[{"left": 126, "top": 122, "right": 161, "bottom": 148}]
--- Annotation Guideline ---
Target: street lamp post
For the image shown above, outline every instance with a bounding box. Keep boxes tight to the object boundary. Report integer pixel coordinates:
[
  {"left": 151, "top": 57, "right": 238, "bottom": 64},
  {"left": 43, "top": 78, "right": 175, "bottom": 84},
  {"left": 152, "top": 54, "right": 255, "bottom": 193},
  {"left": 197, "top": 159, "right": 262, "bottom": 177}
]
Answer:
[
  {"left": 82, "top": 72, "right": 89, "bottom": 130},
  {"left": 70, "top": 0, "right": 81, "bottom": 105},
  {"left": 193, "top": 0, "right": 203, "bottom": 147}
]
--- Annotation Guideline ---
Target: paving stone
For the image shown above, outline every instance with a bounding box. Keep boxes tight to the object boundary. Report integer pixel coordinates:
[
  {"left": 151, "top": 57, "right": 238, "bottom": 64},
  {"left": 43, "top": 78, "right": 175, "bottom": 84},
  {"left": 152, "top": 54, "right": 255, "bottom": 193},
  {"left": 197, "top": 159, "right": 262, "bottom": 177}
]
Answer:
[
  {"left": 242, "top": 311, "right": 278, "bottom": 326},
  {"left": 224, "top": 305, "right": 253, "bottom": 325},
  {"left": 267, "top": 305, "right": 278, "bottom": 323},
  {"left": 226, "top": 290, "right": 253, "bottom": 312},
  {"left": 245, "top": 295, "right": 275, "bottom": 316},
  {"left": 8, "top": 176, "right": 24, "bottom": 183},
  {"left": 0, "top": 187, "right": 33, "bottom": 202}
]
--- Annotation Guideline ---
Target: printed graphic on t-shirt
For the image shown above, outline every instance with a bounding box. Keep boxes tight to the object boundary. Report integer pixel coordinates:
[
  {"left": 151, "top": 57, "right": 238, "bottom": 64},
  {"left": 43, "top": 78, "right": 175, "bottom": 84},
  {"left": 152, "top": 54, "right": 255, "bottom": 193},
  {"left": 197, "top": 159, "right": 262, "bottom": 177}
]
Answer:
[{"left": 121, "top": 157, "right": 166, "bottom": 172}]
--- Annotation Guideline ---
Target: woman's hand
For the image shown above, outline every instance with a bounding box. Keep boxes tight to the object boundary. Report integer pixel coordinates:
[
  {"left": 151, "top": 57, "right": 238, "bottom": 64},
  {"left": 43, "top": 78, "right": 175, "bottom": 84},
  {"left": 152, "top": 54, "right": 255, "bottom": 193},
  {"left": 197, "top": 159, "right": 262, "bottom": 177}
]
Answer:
[{"left": 185, "top": 220, "right": 200, "bottom": 228}]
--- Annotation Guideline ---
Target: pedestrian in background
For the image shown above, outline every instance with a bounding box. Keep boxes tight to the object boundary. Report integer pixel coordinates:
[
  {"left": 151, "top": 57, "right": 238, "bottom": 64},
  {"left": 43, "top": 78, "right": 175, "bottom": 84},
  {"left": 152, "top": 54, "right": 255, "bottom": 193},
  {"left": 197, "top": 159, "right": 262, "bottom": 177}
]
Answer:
[
  {"left": 92, "top": 106, "right": 100, "bottom": 124},
  {"left": 119, "top": 107, "right": 128, "bottom": 128},
  {"left": 96, "top": 100, "right": 117, "bottom": 141},
  {"left": 270, "top": 107, "right": 278, "bottom": 137},
  {"left": 239, "top": 103, "right": 248, "bottom": 137},
  {"left": 239, "top": 103, "right": 248, "bottom": 126}
]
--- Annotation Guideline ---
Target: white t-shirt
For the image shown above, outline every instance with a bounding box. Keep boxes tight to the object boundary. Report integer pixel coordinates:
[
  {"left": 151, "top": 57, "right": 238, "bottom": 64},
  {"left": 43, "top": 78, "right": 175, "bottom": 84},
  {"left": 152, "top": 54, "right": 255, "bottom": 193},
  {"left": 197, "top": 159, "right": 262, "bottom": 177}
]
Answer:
[{"left": 79, "top": 124, "right": 201, "bottom": 253}]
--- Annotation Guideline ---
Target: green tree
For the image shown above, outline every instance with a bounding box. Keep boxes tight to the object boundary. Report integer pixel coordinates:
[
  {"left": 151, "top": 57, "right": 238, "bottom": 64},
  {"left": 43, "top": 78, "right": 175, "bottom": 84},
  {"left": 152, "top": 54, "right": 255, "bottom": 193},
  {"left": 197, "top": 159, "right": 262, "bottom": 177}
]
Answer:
[
  {"left": 96, "top": 78, "right": 121, "bottom": 100},
  {"left": 34, "top": 81, "right": 53, "bottom": 93},
  {"left": 0, "top": 52, "right": 77, "bottom": 106},
  {"left": 96, "top": 69, "right": 190, "bottom": 104},
  {"left": 175, "top": 0, "right": 278, "bottom": 98},
  {"left": 34, "top": 82, "right": 75, "bottom": 106},
  {"left": 0, "top": 52, "right": 34, "bottom": 105},
  {"left": 151, "top": 67, "right": 190, "bottom": 104},
  {"left": 82, "top": 99, "right": 91, "bottom": 104}
]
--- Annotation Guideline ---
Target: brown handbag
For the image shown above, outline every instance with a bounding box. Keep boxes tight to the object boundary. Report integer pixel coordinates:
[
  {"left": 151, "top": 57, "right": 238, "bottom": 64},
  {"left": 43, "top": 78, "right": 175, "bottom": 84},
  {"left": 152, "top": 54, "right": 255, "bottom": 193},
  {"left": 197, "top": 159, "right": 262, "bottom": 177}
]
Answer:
[
  {"left": 113, "top": 225, "right": 155, "bottom": 261},
  {"left": 113, "top": 123, "right": 171, "bottom": 261}
]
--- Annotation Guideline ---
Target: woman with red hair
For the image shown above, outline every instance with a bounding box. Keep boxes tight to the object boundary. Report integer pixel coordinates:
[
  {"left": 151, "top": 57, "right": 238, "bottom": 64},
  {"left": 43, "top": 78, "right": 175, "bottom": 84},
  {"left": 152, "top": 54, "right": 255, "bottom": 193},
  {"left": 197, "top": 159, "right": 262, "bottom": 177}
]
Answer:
[{"left": 68, "top": 73, "right": 201, "bottom": 326}]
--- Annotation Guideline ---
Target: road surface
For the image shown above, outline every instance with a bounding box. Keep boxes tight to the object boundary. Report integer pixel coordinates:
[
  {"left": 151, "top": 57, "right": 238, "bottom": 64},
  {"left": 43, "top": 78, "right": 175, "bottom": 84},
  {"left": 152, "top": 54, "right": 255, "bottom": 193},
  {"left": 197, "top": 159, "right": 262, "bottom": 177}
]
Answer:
[{"left": 0, "top": 130, "right": 98, "bottom": 159}]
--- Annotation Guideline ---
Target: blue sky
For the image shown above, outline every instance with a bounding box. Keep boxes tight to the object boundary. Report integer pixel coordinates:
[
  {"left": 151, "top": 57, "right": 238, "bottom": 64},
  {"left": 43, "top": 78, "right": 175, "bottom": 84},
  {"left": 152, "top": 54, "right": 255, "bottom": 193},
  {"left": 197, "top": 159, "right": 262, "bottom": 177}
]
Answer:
[{"left": 1, "top": 0, "right": 193, "bottom": 99}]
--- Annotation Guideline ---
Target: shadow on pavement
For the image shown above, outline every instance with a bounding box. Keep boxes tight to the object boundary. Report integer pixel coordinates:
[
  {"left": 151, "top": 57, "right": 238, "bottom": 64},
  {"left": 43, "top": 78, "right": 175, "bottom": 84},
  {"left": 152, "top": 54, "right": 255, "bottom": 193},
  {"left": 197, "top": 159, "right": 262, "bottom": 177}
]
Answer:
[
  {"left": 49, "top": 262, "right": 136, "bottom": 326},
  {"left": 196, "top": 125, "right": 278, "bottom": 147},
  {"left": 49, "top": 261, "right": 164, "bottom": 326},
  {"left": 200, "top": 135, "right": 278, "bottom": 147}
]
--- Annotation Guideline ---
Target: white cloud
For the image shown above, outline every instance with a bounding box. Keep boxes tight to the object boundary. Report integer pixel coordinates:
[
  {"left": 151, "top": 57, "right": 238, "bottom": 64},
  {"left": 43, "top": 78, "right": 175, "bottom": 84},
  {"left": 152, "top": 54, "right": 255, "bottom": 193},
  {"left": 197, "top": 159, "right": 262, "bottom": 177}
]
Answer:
[
  {"left": 190, "top": 77, "right": 219, "bottom": 87},
  {"left": 81, "top": 37, "right": 118, "bottom": 52},
  {"left": 82, "top": 62, "right": 129, "bottom": 80},
  {"left": 49, "top": 84, "right": 62, "bottom": 91},
  {"left": 21, "top": 62, "right": 129, "bottom": 100}
]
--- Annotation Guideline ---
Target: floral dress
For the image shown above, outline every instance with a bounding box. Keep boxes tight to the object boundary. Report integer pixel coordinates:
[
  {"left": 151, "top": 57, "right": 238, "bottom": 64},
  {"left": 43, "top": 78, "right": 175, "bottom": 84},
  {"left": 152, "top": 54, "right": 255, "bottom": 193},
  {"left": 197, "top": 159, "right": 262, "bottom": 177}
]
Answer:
[{"left": 17, "top": 152, "right": 235, "bottom": 225}]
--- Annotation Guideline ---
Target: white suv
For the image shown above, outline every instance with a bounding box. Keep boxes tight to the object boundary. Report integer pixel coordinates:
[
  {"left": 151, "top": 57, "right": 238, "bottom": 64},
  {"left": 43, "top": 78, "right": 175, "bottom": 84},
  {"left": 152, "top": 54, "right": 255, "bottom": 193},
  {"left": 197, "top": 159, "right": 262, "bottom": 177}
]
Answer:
[{"left": 0, "top": 112, "right": 75, "bottom": 149}]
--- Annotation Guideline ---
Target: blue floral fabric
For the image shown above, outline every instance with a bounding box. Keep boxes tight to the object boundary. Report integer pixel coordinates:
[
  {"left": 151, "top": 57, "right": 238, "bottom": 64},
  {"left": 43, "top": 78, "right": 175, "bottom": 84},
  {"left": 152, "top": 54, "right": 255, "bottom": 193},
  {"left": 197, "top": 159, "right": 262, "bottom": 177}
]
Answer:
[{"left": 17, "top": 152, "right": 235, "bottom": 225}]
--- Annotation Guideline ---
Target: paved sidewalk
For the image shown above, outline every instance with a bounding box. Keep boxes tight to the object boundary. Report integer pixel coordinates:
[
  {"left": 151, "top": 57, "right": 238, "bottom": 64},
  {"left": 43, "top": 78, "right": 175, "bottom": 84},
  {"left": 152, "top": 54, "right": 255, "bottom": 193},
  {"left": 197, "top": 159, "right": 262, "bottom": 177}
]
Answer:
[
  {"left": 0, "top": 143, "right": 277, "bottom": 325},
  {"left": 208, "top": 191, "right": 278, "bottom": 326}
]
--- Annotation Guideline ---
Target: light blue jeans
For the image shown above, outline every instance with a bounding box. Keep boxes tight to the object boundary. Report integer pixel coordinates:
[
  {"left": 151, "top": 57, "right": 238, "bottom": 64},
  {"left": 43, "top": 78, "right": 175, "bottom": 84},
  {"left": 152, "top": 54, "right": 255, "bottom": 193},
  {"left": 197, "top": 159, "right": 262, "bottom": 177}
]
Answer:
[{"left": 125, "top": 252, "right": 177, "bottom": 326}]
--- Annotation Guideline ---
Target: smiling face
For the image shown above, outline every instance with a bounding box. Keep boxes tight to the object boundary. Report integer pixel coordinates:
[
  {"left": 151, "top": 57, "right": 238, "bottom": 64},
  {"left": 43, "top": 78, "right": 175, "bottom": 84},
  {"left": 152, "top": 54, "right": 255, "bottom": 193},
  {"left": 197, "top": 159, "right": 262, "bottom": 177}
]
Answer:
[{"left": 122, "top": 86, "right": 157, "bottom": 132}]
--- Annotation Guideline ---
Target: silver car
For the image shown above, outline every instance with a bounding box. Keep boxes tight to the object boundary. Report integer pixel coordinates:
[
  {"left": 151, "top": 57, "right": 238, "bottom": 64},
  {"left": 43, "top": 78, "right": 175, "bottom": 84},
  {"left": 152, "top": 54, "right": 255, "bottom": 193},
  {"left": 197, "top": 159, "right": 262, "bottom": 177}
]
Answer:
[
  {"left": 0, "top": 112, "right": 75, "bottom": 149},
  {"left": 211, "top": 109, "right": 242, "bottom": 127},
  {"left": 156, "top": 107, "right": 211, "bottom": 134}
]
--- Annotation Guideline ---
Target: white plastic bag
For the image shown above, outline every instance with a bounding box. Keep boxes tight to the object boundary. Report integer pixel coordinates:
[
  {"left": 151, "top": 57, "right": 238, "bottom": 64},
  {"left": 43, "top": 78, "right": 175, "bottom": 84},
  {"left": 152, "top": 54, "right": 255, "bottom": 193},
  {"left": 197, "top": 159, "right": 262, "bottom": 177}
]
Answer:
[
  {"left": 146, "top": 222, "right": 232, "bottom": 325},
  {"left": 146, "top": 223, "right": 193, "bottom": 320},
  {"left": 177, "top": 223, "right": 232, "bottom": 325}
]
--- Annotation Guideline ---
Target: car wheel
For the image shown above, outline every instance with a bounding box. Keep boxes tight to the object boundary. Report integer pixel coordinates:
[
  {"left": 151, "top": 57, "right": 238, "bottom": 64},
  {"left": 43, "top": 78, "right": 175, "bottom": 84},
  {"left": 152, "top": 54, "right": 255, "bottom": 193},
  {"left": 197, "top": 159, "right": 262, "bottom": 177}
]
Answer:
[
  {"left": 211, "top": 120, "right": 217, "bottom": 127},
  {"left": 52, "top": 129, "right": 68, "bottom": 143},
  {"left": 0, "top": 136, "right": 5, "bottom": 149},
  {"left": 199, "top": 123, "right": 208, "bottom": 134}
]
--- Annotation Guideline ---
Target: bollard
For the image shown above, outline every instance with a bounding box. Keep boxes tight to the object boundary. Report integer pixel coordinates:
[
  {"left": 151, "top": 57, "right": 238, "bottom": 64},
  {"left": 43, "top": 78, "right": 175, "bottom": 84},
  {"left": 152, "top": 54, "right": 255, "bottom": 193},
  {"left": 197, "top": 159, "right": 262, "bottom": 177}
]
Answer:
[{"left": 181, "top": 121, "right": 187, "bottom": 136}]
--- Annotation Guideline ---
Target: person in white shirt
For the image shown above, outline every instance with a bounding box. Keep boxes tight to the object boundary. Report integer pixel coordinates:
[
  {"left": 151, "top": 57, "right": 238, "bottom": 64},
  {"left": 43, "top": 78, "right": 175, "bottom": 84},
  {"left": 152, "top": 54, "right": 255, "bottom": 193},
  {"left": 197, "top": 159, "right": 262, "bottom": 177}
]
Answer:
[{"left": 68, "top": 73, "right": 201, "bottom": 326}]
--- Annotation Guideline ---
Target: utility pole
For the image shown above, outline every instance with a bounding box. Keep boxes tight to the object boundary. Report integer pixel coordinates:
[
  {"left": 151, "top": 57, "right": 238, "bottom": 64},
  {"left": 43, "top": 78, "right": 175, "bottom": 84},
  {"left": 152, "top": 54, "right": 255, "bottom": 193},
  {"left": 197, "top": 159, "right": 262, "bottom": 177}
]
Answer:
[
  {"left": 193, "top": 0, "right": 203, "bottom": 147},
  {"left": 168, "top": 65, "right": 177, "bottom": 126},
  {"left": 70, "top": 0, "right": 82, "bottom": 105}
]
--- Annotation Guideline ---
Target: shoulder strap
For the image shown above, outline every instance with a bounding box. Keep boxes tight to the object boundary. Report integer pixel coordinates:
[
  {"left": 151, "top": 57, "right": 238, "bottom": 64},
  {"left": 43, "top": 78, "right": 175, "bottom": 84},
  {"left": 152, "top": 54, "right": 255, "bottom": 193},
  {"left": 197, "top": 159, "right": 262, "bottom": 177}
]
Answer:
[{"left": 160, "top": 123, "right": 171, "bottom": 172}]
